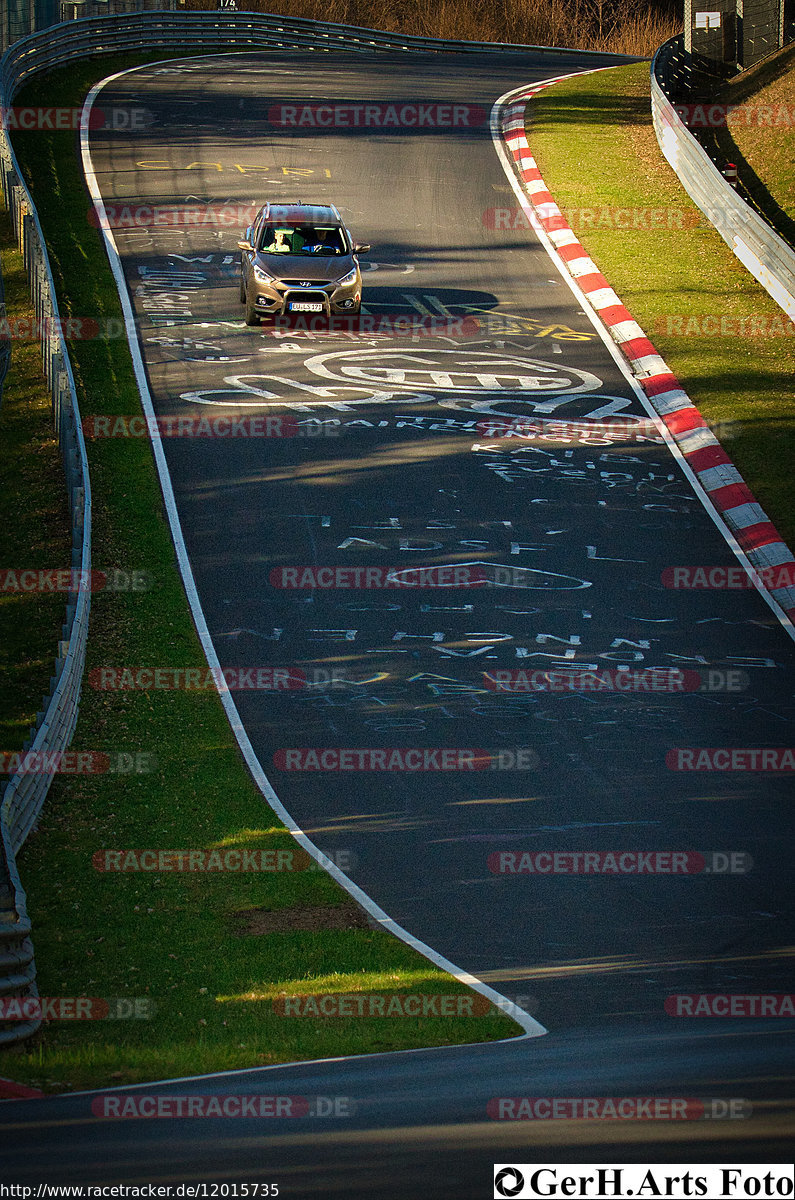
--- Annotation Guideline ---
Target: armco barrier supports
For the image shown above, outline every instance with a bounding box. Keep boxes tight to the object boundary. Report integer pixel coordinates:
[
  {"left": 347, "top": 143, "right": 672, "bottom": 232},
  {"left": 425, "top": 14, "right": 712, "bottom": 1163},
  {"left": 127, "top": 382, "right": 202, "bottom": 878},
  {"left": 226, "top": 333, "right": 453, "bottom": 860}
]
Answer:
[
  {"left": 651, "top": 36, "right": 795, "bottom": 319},
  {"left": 0, "top": 840, "right": 39, "bottom": 1046},
  {"left": 653, "top": 33, "right": 697, "bottom": 100}
]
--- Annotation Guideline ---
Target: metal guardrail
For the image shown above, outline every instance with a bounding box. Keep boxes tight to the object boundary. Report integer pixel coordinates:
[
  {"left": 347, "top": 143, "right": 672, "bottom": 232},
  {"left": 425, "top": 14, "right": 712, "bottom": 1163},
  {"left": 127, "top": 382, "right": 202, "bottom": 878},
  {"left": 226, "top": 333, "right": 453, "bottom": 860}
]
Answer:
[
  {"left": 651, "top": 36, "right": 795, "bottom": 320},
  {"left": 9, "top": 6, "right": 637, "bottom": 71},
  {"left": 0, "top": 245, "right": 34, "bottom": 1042},
  {"left": 0, "top": 26, "right": 94, "bottom": 1050},
  {"left": 0, "top": 9, "right": 634, "bottom": 1046}
]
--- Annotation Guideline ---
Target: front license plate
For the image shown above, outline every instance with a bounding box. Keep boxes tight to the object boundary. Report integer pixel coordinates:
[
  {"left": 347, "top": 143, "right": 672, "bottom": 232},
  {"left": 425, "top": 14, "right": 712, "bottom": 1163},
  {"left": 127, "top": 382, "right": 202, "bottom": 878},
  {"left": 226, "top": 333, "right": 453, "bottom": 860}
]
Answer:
[{"left": 288, "top": 302, "right": 324, "bottom": 312}]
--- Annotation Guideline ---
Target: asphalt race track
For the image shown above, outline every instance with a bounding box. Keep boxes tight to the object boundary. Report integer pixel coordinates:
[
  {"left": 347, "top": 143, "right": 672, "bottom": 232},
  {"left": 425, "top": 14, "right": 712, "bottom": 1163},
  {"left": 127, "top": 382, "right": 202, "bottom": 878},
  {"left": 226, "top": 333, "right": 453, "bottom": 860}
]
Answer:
[{"left": 1, "top": 46, "right": 794, "bottom": 1195}]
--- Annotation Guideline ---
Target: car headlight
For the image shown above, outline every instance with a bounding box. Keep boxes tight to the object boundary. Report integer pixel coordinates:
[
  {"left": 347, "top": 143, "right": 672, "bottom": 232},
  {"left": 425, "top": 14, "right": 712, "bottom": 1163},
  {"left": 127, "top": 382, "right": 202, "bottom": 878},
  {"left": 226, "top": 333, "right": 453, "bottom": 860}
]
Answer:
[
  {"left": 335, "top": 267, "right": 358, "bottom": 287},
  {"left": 253, "top": 264, "right": 275, "bottom": 283}
]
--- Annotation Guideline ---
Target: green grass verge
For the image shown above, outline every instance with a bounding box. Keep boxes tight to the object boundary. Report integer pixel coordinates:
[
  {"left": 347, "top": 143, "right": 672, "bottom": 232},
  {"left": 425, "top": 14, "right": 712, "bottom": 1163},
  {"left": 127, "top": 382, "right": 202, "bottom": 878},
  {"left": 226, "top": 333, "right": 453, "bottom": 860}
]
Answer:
[
  {"left": 0, "top": 206, "right": 72, "bottom": 750},
  {"left": 524, "top": 63, "right": 795, "bottom": 550},
  {"left": 0, "top": 51, "right": 519, "bottom": 1092}
]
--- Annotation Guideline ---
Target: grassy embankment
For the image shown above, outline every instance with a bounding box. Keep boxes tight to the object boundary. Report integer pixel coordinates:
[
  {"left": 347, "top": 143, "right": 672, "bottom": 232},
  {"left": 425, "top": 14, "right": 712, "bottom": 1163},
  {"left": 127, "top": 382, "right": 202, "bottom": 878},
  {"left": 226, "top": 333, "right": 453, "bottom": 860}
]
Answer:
[
  {"left": 0, "top": 52, "right": 518, "bottom": 1094},
  {"left": 524, "top": 62, "right": 795, "bottom": 548}
]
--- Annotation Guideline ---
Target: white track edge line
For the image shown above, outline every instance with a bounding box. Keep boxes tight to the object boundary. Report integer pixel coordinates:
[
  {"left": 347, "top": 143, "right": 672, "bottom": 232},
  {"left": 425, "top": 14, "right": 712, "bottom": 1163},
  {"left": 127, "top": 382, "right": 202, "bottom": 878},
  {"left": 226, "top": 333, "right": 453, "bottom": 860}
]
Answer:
[{"left": 77, "top": 55, "right": 548, "bottom": 1095}]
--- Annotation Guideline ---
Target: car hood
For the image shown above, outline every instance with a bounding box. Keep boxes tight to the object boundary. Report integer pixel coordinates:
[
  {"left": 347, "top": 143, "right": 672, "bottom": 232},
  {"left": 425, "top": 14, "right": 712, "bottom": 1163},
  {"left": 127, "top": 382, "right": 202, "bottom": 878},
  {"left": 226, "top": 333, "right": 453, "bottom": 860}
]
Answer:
[{"left": 255, "top": 254, "right": 356, "bottom": 282}]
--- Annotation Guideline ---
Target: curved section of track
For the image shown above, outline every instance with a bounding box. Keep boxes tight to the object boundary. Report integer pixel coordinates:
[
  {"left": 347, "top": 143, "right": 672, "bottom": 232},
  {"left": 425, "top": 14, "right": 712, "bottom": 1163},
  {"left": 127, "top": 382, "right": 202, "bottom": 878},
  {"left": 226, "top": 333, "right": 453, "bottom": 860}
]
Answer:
[
  {"left": 84, "top": 46, "right": 795, "bottom": 1028},
  {"left": 2, "top": 47, "right": 792, "bottom": 1192}
]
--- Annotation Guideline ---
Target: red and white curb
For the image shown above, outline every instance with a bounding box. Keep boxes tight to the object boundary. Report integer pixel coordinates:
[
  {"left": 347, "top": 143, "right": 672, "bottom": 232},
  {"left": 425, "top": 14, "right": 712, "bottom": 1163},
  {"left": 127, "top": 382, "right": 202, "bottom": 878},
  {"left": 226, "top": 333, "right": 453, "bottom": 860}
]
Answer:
[
  {"left": 496, "top": 79, "right": 795, "bottom": 627},
  {"left": 0, "top": 1075, "right": 45, "bottom": 1100}
]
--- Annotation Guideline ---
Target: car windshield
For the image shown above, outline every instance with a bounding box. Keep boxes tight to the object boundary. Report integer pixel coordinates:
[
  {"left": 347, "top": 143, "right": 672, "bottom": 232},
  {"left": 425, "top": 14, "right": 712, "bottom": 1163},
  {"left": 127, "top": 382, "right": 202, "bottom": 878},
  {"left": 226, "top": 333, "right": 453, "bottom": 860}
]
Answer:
[{"left": 258, "top": 225, "right": 347, "bottom": 255}]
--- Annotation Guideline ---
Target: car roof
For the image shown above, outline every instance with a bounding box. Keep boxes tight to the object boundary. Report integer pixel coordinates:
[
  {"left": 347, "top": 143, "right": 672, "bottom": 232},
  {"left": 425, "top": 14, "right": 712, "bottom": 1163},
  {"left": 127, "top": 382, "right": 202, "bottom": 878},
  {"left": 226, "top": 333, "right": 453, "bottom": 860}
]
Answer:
[{"left": 257, "top": 202, "right": 342, "bottom": 224}]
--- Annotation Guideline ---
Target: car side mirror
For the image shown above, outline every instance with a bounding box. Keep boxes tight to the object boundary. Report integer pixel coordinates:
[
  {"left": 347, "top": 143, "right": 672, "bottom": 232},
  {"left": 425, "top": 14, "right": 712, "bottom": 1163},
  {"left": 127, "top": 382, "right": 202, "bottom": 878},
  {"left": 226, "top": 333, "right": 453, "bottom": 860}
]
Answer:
[
  {"left": 353, "top": 243, "right": 370, "bottom": 254},
  {"left": 237, "top": 240, "right": 254, "bottom": 252}
]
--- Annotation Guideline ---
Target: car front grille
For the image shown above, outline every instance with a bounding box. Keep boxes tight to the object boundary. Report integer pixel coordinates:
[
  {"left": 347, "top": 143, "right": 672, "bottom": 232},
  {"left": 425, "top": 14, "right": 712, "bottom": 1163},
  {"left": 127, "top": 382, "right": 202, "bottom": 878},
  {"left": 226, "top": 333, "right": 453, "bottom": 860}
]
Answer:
[{"left": 284, "top": 290, "right": 328, "bottom": 301}]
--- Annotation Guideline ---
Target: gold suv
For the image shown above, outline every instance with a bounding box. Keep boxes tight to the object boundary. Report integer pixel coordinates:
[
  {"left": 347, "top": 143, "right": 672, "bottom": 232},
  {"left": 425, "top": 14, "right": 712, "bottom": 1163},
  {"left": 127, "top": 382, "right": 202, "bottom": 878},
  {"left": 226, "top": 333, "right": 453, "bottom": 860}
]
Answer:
[{"left": 238, "top": 202, "right": 369, "bottom": 325}]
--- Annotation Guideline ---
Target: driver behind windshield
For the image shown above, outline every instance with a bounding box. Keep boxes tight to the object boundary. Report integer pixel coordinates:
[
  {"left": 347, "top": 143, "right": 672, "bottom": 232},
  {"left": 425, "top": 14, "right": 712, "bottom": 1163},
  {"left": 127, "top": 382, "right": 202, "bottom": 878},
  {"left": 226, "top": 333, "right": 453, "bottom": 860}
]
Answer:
[{"left": 300, "top": 226, "right": 341, "bottom": 254}]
